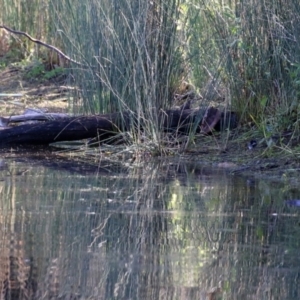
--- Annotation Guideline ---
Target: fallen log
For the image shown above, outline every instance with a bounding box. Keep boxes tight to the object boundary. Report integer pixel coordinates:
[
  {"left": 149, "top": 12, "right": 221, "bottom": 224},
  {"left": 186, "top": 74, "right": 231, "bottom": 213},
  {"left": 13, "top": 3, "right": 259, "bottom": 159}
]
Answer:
[
  {"left": 0, "top": 112, "right": 69, "bottom": 128},
  {"left": 0, "top": 107, "right": 238, "bottom": 146},
  {"left": 0, "top": 113, "right": 123, "bottom": 145}
]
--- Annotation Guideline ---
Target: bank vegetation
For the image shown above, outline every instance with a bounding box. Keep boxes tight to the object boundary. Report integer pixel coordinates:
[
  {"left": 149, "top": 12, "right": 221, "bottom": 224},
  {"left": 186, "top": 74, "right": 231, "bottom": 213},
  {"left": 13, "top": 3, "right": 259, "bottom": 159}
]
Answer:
[{"left": 1, "top": 0, "right": 300, "bottom": 157}]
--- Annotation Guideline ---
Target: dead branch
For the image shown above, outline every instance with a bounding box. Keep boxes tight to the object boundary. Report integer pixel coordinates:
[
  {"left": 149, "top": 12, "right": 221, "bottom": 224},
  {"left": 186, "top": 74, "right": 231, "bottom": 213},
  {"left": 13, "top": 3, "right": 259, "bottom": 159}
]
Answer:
[{"left": 0, "top": 25, "right": 86, "bottom": 67}]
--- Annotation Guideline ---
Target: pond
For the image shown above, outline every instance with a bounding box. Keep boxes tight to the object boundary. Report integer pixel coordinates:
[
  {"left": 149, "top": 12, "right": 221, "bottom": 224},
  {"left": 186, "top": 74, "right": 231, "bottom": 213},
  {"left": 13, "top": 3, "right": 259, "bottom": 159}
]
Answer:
[{"left": 0, "top": 156, "right": 300, "bottom": 300}]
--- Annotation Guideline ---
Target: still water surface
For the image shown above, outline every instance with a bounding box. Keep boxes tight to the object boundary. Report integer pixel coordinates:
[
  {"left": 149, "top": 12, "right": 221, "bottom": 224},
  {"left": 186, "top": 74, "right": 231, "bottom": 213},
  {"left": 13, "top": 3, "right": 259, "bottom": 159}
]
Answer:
[{"left": 0, "top": 157, "right": 300, "bottom": 300}]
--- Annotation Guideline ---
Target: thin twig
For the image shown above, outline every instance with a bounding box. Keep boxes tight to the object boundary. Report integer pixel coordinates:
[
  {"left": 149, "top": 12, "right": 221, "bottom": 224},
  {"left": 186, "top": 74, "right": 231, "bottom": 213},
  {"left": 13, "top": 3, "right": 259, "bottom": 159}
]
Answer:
[{"left": 0, "top": 24, "right": 87, "bottom": 67}]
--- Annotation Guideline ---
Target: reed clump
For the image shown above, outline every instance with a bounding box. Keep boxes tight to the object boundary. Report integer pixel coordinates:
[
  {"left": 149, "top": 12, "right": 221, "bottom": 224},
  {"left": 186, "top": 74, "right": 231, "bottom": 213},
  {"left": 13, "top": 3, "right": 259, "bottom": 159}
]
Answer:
[{"left": 185, "top": 0, "right": 300, "bottom": 135}]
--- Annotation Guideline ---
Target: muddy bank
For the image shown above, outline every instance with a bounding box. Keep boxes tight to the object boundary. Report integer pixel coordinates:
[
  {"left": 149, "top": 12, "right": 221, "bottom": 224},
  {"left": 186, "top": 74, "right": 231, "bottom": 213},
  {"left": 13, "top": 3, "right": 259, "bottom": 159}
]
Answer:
[{"left": 0, "top": 66, "right": 299, "bottom": 180}]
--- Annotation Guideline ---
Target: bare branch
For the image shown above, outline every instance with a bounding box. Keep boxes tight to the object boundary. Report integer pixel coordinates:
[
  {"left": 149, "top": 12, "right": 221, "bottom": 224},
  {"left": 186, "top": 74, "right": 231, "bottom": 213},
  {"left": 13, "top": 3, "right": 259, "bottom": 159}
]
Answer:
[{"left": 0, "top": 25, "right": 87, "bottom": 67}]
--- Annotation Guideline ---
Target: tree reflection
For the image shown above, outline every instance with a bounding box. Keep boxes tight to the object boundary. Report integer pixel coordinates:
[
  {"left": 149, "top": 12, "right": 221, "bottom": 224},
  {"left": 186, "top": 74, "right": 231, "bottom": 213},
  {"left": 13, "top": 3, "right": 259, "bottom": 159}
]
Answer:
[{"left": 0, "top": 159, "right": 299, "bottom": 299}]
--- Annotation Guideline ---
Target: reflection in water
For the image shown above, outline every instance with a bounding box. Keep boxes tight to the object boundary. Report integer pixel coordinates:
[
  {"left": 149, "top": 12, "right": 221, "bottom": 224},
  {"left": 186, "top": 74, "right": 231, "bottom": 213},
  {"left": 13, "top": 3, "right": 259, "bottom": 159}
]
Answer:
[{"left": 0, "top": 158, "right": 299, "bottom": 299}]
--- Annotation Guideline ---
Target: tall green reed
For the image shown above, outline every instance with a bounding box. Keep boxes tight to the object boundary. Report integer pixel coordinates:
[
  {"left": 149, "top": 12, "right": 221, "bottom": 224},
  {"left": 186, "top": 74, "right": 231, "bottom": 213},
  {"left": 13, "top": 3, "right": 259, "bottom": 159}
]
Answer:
[
  {"left": 48, "top": 0, "right": 183, "bottom": 147},
  {"left": 0, "top": 0, "right": 53, "bottom": 59},
  {"left": 185, "top": 0, "right": 300, "bottom": 130}
]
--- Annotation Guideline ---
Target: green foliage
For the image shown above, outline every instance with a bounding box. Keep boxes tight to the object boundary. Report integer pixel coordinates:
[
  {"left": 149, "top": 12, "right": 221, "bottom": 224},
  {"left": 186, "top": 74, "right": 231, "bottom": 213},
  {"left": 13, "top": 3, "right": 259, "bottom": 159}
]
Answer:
[
  {"left": 24, "top": 63, "right": 45, "bottom": 80},
  {"left": 184, "top": 0, "right": 300, "bottom": 133},
  {"left": 24, "top": 62, "right": 65, "bottom": 81},
  {"left": 43, "top": 66, "right": 65, "bottom": 80},
  {"left": 0, "top": 37, "right": 26, "bottom": 68}
]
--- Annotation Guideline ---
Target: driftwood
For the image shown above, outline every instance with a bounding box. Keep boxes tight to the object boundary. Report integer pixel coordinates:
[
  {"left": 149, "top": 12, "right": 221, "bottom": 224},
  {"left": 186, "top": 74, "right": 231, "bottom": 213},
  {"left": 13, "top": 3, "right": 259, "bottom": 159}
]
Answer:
[{"left": 0, "top": 107, "right": 238, "bottom": 146}]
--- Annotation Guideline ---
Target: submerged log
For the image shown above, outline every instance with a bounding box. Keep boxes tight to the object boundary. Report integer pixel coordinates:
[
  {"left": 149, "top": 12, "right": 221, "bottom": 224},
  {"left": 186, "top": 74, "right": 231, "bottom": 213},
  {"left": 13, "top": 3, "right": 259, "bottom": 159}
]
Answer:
[{"left": 0, "top": 107, "right": 238, "bottom": 146}]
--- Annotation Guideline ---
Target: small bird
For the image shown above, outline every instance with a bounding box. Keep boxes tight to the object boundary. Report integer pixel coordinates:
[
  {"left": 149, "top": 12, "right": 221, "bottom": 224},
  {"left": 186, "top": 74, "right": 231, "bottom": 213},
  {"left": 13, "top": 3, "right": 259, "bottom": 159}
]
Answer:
[{"left": 247, "top": 140, "right": 257, "bottom": 150}]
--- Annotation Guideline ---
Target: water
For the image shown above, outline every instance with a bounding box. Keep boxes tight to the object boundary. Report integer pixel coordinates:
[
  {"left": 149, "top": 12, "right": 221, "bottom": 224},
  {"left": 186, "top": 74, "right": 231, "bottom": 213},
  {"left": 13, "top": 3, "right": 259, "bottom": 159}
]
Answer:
[{"left": 0, "top": 156, "right": 299, "bottom": 299}]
